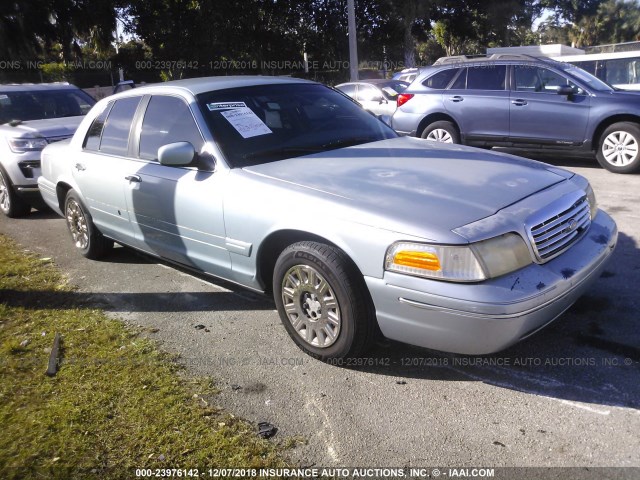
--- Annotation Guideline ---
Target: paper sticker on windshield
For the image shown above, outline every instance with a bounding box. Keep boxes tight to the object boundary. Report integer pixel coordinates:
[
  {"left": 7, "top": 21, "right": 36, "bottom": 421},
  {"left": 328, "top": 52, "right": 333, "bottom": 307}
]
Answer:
[
  {"left": 207, "top": 102, "right": 247, "bottom": 111},
  {"left": 221, "top": 107, "right": 272, "bottom": 138}
]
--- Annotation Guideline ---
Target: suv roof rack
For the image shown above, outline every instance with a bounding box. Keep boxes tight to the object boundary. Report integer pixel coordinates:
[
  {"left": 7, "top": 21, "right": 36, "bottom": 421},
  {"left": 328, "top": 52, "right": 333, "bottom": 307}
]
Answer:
[{"left": 433, "top": 53, "right": 547, "bottom": 65}]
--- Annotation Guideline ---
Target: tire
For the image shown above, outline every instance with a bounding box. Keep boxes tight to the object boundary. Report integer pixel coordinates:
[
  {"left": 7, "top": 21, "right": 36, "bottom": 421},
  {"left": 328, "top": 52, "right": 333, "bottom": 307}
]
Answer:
[
  {"left": 273, "top": 241, "right": 376, "bottom": 361},
  {"left": 421, "top": 120, "right": 460, "bottom": 144},
  {"left": 64, "top": 189, "right": 113, "bottom": 259},
  {"left": 0, "top": 167, "right": 31, "bottom": 218},
  {"left": 596, "top": 122, "right": 640, "bottom": 174}
]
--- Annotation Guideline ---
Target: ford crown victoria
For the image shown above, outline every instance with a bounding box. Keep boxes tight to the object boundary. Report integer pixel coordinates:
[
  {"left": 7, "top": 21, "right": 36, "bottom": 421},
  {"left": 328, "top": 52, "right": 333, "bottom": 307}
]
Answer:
[{"left": 38, "top": 76, "right": 617, "bottom": 360}]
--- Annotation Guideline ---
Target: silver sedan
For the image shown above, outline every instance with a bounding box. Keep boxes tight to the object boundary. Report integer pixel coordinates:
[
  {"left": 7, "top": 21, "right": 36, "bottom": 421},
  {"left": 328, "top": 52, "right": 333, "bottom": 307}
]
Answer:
[{"left": 38, "top": 76, "right": 617, "bottom": 360}]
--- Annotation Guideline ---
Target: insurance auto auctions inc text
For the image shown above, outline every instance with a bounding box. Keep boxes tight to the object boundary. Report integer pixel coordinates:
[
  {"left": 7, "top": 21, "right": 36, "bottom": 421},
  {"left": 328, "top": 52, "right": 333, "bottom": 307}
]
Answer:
[{"left": 202, "top": 467, "right": 495, "bottom": 478}]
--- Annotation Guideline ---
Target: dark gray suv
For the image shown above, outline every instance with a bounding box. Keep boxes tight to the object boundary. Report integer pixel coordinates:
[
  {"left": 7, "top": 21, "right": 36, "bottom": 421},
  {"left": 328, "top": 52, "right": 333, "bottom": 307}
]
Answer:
[{"left": 391, "top": 54, "right": 640, "bottom": 174}]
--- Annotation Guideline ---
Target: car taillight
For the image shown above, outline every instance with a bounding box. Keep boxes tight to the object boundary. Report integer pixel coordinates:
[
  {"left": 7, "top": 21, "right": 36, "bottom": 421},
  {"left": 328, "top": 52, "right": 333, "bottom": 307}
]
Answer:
[{"left": 397, "top": 93, "right": 414, "bottom": 108}]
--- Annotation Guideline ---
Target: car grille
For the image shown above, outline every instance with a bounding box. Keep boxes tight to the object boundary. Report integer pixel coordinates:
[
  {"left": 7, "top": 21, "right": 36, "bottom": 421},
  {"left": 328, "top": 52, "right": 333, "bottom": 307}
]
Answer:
[{"left": 528, "top": 195, "right": 591, "bottom": 262}]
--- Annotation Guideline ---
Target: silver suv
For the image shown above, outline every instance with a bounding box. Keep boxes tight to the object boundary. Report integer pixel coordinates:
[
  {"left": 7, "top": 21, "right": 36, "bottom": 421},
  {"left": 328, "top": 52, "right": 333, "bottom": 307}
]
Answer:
[{"left": 0, "top": 83, "right": 95, "bottom": 217}]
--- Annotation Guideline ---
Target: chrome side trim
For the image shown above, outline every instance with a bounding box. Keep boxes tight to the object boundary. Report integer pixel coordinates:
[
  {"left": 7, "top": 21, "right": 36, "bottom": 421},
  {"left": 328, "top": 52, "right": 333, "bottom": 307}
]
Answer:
[{"left": 225, "top": 238, "right": 253, "bottom": 256}]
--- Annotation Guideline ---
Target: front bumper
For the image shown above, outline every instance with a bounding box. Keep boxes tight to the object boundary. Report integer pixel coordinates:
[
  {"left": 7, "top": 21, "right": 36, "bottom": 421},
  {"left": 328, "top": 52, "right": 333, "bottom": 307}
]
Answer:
[{"left": 365, "top": 210, "right": 617, "bottom": 355}]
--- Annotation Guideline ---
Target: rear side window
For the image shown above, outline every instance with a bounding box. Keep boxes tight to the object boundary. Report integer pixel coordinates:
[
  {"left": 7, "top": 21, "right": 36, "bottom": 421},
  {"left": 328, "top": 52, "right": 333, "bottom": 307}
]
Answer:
[
  {"left": 138, "top": 96, "right": 204, "bottom": 161},
  {"left": 83, "top": 102, "right": 112, "bottom": 151},
  {"left": 467, "top": 65, "right": 506, "bottom": 90},
  {"left": 98, "top": 96, "right": 141, "bottom": 156},
  {"left": 423, "top": 68, "right": 459, "bottom": 89},
  {"left": 452, "top": 66, "right": 506, "bottom": 90}
]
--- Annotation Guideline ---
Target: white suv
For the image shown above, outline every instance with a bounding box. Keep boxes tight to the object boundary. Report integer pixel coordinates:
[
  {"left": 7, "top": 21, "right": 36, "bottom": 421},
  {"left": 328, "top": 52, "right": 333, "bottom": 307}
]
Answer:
[{"left": 0, "top": 83, "right": 95, "bottom": 217}]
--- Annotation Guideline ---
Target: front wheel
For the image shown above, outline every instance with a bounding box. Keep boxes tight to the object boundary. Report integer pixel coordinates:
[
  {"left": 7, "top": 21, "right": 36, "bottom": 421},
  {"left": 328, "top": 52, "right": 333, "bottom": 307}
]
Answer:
[
  {"left": 421, "top": 120, "right": 460, "bottom": 144},
  {"left": 596, "top": 122, "right": 640, "bottom": 173},
  {"left": 64, "top": 190, "right": 113, "bottom": 259},
  {"left": 0, "top": 167, "right": 31, "bottom": 218},
  {"left": 273, "top": 241, "right": 376, "bottom": 361}
]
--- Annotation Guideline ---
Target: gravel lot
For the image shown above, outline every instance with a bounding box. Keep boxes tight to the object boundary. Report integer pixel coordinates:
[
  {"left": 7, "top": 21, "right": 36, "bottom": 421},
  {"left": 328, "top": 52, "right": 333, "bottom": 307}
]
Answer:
[{"left": 1, "top": 150, "right": 638, "bottom": 474}]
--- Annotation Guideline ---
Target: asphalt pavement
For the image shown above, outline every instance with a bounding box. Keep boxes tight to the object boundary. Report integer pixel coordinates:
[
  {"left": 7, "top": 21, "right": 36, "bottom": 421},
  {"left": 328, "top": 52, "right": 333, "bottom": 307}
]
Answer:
[{"left": 1, "top": 150, "right": 639, "bottom": 472}]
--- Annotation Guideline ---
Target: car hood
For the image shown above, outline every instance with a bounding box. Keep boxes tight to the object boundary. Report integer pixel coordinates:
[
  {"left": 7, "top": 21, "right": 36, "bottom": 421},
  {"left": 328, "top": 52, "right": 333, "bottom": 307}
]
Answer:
[
  {"left": 243, "top": 137, "right": 569, "bottom": 238},
  {"left": 0, "top": 116, "right": 84, "bottom": 140}
]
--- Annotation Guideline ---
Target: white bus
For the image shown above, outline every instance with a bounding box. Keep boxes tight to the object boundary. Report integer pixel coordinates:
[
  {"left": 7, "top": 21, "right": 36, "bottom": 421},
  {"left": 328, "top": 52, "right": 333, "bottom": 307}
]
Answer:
[{"left": 551, "top": 50, "right": 640, "bottom": 90}]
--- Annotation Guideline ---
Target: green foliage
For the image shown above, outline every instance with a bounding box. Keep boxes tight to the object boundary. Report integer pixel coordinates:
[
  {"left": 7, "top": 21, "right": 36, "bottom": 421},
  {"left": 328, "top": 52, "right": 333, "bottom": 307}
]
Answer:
[
  {"left": 0, "top": 235, "right": 290, "bottom": 478},
  {"left": 39, "top": 63, "right": 74, "bottom": 82}
]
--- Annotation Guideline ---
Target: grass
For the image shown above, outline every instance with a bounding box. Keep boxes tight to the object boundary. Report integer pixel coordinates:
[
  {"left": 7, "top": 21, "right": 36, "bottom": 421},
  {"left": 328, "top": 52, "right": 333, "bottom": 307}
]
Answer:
[{"left": 0, "top": 234, "right": 290, "bottom": 479}]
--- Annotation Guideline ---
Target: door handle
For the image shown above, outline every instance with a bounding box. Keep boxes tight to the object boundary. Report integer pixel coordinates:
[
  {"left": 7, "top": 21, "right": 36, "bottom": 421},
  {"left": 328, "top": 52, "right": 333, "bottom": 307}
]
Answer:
[
  {"left": 125, "top": 175, "right": 142, "bottom": 183},
  {"left": 74, "top": 163, "right": 86, "bottom": 171},
  {"left": 511, "top": 99, "right": 528, "bottom": 106},
  {"left": 449, "top": 96, "right": 464, "bottom": 102}
]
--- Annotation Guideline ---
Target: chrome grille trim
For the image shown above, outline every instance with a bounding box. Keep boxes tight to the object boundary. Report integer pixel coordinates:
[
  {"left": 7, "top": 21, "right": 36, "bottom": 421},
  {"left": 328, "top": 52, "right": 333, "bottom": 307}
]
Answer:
[{"left": 527, "top": 195, "right": 591, "bottom": 263}]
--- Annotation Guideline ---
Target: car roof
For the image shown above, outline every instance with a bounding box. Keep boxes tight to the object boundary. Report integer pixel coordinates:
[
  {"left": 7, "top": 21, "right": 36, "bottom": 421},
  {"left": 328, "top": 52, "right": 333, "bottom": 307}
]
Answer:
[
  {"left": 128, "top": 75, "right": 317, "bottom": 96},
  {"left": 336, "top": 79, "right": 409, "bottom": 87},
  {"left": 432, "top": 53, "right": 561, "bottom": 67},
  {"left": 0, "top": 83, "right": 80, "bottom": 92}
]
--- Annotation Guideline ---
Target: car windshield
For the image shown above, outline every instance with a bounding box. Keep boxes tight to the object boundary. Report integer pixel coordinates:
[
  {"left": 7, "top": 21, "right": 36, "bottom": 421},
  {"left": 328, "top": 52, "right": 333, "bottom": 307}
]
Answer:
[
  {"left": 562, "top": 65, "right": 614, "bottom": 92},
  {"left": 197, "top": 83, "right": 397, "bottom": 167},
  {"left": 0, "top": 88, "right": 96, "bottom": 124}
]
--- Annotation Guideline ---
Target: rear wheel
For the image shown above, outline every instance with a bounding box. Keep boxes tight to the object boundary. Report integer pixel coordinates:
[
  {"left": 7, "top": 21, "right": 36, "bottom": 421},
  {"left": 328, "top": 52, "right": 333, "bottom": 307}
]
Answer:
[
  {"left": 273, "top": 241, "right": 375, "bottom": 361},
  {"left": 0, "top": 167, "right": 31, "bottom": 218},
  {"left": 64, "top": 189, "right": 113, "bottom": 259},
  {"left": 596, "top": 122, "right": 640, "bottom": 173},
  {"left": 421, "top": 120, "right": 460, "bottom": 144}
]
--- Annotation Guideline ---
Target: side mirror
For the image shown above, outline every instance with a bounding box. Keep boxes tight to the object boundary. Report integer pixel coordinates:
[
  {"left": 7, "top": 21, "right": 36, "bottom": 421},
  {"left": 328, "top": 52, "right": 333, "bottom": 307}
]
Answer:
[
  {"left": 158, "top": 142, "right": 195, "bottom": 166},
  {"left": 557, "top": 85, "right": 574, "bottom": 96}
]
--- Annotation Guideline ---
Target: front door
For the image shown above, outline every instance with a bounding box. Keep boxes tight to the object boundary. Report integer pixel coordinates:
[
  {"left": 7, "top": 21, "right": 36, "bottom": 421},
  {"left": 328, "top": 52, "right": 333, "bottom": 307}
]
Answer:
[{"left": 509, "top": 65, "right": 591, "bottom": 146}]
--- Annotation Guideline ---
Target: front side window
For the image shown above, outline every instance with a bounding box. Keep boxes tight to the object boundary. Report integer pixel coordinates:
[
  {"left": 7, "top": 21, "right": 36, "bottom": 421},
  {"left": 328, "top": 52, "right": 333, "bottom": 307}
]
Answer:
[
  {"left": 514, "top": 66, "right": 581, "bottom": 93},
  {"left": 337, "top": 84, "right": 356, "bottom": 97},
  {"left": 98, "top": 96, "right": 142, "bottom": 156},
  {"left": 356, "top": 84, "right": 382, "bottom": 102},
  {"left": 139, "top": 96, "right": 204, "bottom": 161}
]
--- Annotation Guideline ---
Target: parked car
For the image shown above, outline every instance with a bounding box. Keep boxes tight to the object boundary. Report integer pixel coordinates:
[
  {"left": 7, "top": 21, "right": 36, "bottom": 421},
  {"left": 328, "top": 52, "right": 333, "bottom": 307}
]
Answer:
[
  {"left": 391, "top": 54, "right": 640, "bottom": 173},
  {"left": 336, "top": 79, "right": 409, "bottom": 116},
  {"left": 0, "top": 83, "right": 95, "bottom": 217},
  {"left": 39, "top": 76, "right": 617, "bottom": 360}
]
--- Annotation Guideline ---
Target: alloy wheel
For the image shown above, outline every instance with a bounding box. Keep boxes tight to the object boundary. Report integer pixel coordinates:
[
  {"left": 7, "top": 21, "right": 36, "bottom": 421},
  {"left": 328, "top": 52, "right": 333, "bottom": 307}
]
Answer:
[
  {"left": 601, "top": 130, "right": 639, "bottom": 167},
  {"left": 425, "top": 128, "right": 454, "bottom": 143},
  {"left": 281, "top": 264, "right": 341, "bottom": 348},
  {"left": 66, "top": 199, "right": 89, "bottom": 250}
]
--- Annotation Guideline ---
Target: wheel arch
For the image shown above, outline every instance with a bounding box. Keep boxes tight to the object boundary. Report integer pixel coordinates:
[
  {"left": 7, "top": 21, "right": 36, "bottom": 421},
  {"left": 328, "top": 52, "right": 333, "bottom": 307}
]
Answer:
[
  {"left": 55, "top": 181, "right": 74, "bottom": 213},
  {"left": 257, "top": 229, "right": 364, "bottom": 294},
  {"left": 591, "top": 115, "right": 640, "bottom": 150}
]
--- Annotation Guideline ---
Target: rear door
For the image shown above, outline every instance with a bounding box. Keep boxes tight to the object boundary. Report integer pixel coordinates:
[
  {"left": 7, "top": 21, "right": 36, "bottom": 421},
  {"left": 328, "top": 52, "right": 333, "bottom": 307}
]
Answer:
[
  {"left": 509, "top": 65, "right": 591, "bottom": 145},
  {"left": 73, "top": 96, "right": 142, "bottom": 244},
  {"left": 444, "top": 65, "right": 510, "bottom": 143}
]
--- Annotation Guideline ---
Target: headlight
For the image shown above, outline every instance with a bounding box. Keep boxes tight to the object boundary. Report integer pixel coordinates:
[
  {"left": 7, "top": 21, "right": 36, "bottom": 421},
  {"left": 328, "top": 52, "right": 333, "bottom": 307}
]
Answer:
[
  {"left": 585, "top": 184, "right": 597, "bottom": 220},
  {"left": 385, "top": 234, "right": 532, "bottom": 282},
  {"left": 7, "top": 136, "right": 48, "bottom": 153}
]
